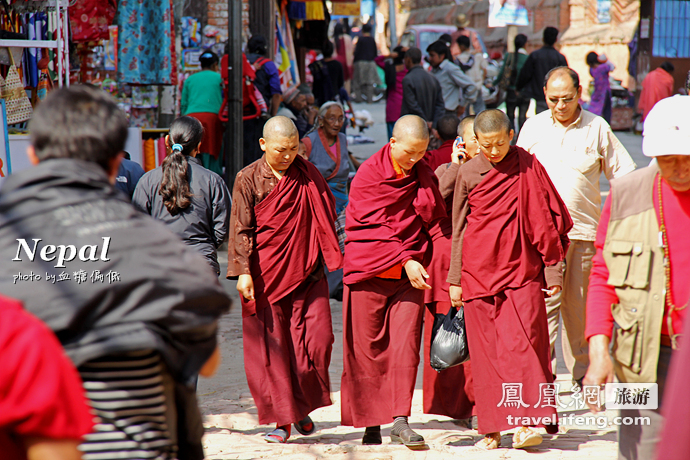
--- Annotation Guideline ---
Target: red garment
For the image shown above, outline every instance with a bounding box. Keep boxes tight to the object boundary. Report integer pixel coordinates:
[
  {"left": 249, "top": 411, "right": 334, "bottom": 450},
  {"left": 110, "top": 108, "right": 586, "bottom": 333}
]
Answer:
[
  {"left": 465, "top": 282, "right": 557, "bottom": 434},
  {"left": 450, "top": 147, "right": 572, "bottom": 298},
  {"left": 243, "top": 276, "right": 333, "bottom": 426},
  {"left": 0, "top": 295, "right": 93, "bottom": 460},
  {"left": 423, "top": 300, "right": 475, "bottom": 419},
  {"left": 448, "top": 147, "right": 570, "bottom": 434},
  {"left": 186, "top": 112, "right": 223, "bottom": 159},
  {"left": 639, "top": 68, "right": 675, "bottom": 121},
  {"left": 344, "top": 143, "right": 447, "bottom": 284},
  {"left": 341, "top": 277, "right": 425, "bottom": 427},
  {"left": 423, "top": 184, "right": 475, "bottom": 419},
  {"left": 658, "top": 323, "right": 690, "bottom": 460},
  {"left": 424, "top": 139, "right": 454, "bottom": 172},
  {"left": 69, "top": 0, "right": 116, "bottom": 42},
  {"left": 586, "top": 175, "right": 690, "bottom": 340},
  {"left": 240, "top": 155, "right": 343, "bottom": 317}
]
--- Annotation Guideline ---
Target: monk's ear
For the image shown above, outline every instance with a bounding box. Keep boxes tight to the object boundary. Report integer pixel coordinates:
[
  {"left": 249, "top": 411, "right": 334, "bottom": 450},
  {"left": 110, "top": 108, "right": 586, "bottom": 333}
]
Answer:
[{"left": 259, "top": 138, "right": 267, "bottom": 152}]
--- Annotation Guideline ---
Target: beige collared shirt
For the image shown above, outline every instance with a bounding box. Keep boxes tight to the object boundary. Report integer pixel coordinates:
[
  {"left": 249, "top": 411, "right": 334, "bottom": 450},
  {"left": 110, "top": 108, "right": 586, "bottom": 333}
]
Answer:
[{"left": 517, "top": 108, "right": 637, "bottom": 241}]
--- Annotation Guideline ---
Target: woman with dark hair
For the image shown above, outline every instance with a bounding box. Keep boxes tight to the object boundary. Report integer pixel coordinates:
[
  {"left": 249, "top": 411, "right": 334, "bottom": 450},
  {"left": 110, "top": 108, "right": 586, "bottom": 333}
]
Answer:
[
  {"left": 494, "top": 33, "right": 529, "bottom": 137},
  {"left": 334, "top": 22, "right": 354, "bottom": 92},
  {"left": 181, "top": 50, "right": 224, "bottom": 173},
  {"left": 133, "top": 116, "right": 231, "bottom": 276},
  {"left": 586, "top": 51, "right": 614, "bottom": 123},
  {"left": 375, "top": 46, "right": 407, "bottom": 138}
]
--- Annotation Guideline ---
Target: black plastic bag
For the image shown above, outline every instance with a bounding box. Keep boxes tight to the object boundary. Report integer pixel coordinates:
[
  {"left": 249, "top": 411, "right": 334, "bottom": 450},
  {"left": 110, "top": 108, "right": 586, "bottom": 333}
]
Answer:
[{"left": 429, "top": 306, "right": 469, "bottom": 372}]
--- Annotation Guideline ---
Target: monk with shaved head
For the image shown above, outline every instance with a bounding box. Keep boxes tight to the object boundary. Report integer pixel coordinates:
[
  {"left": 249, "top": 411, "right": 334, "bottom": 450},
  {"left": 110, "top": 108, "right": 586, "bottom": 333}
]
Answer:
[
  {"left": 447, "top": 109, "right": 572, "bottom": 449},
  {"left": 227, "top": 115, "right": 342, "bottom": 443},
  {"left": 341, "top": 114, "right": 446, "bottom": 447}
]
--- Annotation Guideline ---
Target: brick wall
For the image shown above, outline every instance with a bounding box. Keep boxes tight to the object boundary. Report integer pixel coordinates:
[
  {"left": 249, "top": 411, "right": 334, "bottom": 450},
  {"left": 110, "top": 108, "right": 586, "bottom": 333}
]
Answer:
[{"left": 207, "top": 0, "right": 250, "bottom": 34}]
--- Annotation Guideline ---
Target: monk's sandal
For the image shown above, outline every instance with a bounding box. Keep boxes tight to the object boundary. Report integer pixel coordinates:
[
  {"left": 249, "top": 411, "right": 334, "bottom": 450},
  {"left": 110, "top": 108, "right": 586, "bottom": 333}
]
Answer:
[
  {"left": 390, "top": 417, "right": 425, "bottom": 448},
  {"left": 512, "top": 427, "right": 542, "bottom": 449},
  {"left": 475, "top": 432, "right": 501, "bottom": 450}
]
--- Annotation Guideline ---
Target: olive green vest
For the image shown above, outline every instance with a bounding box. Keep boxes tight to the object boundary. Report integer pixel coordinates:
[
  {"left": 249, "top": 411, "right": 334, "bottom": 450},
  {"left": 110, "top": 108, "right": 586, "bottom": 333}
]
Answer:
[{"left": 603, "top": 165, "right": 666, "bottom": 384}]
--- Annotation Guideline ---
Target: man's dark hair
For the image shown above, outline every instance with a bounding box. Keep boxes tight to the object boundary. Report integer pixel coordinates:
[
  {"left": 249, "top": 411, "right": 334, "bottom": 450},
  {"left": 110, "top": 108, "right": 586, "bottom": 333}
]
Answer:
[
  {"left": 474, "top": 109, "right": 511, "bottom": 136},
  {"left": 427, "top": 40, "right": 449, "bottom": 60},
  {"left": 406, "top": 47, "right": 422, "bottom": 65},
  {"left": 660, "top": 61, "right": 675, "bottom": 74},
  {"left": 544, "top": 66, "right": 580, "bottom": 89},
  {"left": 515, "top": 33, "right": 528, "bottom": 50},
  {"left": 362, "top": 23, "right": 372, "bottom": 34},
  {"left": 586, "top": 51, "right": 599, "bottom": 67},
  {"left": 437, "top": 115, "right": 460, "bottom": 142},
  {"left": 322, "top": 40, "right": 335, "bottom": 58},
  {"left": 456, "top": 35, "right": 471, "bottom": 50},
  {"left": 199, "top": 50, "right": 219, "bottom": 69},
  {"left": 29, "top": 85, "right": 128, "bottom": 172},
  {"left": 457, "top": 115, "right": 475, "bottom": 137},
  {"left": 392, "top": 45, "right": 405, "bottom": 65},
  {"left": 543, "top": 27, "right": 559, "bottom": 46},
  {"left": 247, "top": 34, "right": 268, "bottom": 55}
]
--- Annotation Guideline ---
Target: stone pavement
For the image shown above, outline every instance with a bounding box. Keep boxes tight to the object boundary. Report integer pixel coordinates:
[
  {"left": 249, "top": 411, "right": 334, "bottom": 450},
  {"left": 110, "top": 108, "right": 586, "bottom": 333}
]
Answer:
[
  {"left": 199, "top": 292, "right": 620, "bottom": 460},
  {"left": 198, "top": 101, "right": 644, "bottom": 459}
]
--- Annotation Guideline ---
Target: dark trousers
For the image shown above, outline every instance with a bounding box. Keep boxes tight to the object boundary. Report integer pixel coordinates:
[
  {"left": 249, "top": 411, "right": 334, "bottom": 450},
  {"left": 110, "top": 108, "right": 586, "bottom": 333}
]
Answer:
[
  {"left": 242, "top": 118, "right": 265, "bottom": 167},
  {"left": 506, "top": 89, "right": 530, "bottom": 136}
]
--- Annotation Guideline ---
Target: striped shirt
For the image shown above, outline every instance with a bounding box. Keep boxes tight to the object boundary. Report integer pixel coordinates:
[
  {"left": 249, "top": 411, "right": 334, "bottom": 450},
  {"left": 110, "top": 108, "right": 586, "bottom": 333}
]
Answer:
[{"left": 78, "top": 350, "right": 177, "bottom": 460}]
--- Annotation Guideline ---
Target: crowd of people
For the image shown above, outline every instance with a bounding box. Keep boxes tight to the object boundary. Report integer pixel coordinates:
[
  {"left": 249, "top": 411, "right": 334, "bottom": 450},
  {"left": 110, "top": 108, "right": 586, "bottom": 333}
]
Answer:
[{"left": 1, "top": 19, "right": 689, "bottom": 460}]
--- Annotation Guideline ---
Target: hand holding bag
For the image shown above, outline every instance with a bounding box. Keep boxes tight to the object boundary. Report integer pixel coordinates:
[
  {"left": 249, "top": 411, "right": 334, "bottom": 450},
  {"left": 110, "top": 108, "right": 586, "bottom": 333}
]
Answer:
[{"left": 429, "top": 305, "right": 470, "bottom": 372}]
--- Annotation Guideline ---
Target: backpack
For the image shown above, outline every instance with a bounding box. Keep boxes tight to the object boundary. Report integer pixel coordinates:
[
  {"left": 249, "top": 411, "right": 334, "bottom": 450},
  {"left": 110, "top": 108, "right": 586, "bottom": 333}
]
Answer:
[{"left": 219, "top": 53, "right": 268, "bottom": 122}]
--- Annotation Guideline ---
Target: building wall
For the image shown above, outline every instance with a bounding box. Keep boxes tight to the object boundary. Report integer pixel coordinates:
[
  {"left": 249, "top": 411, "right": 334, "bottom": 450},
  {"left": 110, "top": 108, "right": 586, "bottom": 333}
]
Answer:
[
  {"left": 207, "top": 0, "right": 251, "bottom": 40},
  {"left": 560, "top": 0, "right": 640, "bottom": 94}
]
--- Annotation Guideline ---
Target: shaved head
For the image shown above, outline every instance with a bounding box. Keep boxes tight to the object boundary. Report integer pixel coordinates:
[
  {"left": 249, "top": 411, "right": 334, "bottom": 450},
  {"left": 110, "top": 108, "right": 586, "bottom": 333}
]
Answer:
[
  {"left": 263, "top": 116, "right": 298, "bottom": 140},
  {"left": 392, "top": 115, "right": 429, "bottom": 142},
  {"left": 474, "top": 109, "right": 511, "bottom": 136}
]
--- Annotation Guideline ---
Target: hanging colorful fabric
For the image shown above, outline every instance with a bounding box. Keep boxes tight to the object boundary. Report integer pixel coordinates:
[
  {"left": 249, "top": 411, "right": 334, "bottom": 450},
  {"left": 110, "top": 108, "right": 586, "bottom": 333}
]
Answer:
[
  {"left": 69, "top": 0, "right": 116, "bottom": 42},
  {"left": 288, "top": 1, "right": 307, "bottom": 20},
  {"left": 143, "top": 139, "right": 156, "bottom": 172},
  {"left": 305, "top": 0, "right": 325, "bottom": 20},
  {"left": 1, "top": 51, "right": 33, "bottom": 125},
  {"left": 117, "top": 0, "right": 175, "bottom": 85}
]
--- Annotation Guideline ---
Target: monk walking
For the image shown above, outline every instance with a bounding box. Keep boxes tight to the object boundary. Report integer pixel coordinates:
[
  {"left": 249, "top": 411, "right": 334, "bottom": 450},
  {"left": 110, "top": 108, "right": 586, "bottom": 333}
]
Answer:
[
  {"left": 341, "top": 115, "right": 447, "bottom": 447},
  {"left": 448, "top": 110, "right": 572, "bottom": 449},
  {"left": 423, "top": 115, "right": 478, "bottom": 424},
  {"left": 227, "top": 116, "right": 343, "bottom": 443}
]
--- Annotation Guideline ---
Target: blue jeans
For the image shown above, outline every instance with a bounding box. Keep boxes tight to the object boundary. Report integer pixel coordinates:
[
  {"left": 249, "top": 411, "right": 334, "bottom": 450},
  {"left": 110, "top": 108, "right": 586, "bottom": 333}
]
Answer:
[{"left": 387, "top": 122, "right": 395, "bottom": 140}]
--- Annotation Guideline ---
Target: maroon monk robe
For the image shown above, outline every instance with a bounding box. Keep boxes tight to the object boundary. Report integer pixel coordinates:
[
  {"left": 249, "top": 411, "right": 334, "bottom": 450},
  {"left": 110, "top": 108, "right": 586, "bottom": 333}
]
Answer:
[
  {"left": 230, "top": 155, "right": 343, "bottom": 427},
  {"left": 341, "top": 143, "right": 446, "bottom": 428},
  {"left": 241, "top": 155, "right": 342, "bottom": 317},
  {"left": 448, "top": 146, "right": 572, "bottom": 435},
  {"left": 424, "top": 139, "right": 454, "bottom": 172},
  {"left": 423, "top": 163, "right": 475, "bottom": 419}
]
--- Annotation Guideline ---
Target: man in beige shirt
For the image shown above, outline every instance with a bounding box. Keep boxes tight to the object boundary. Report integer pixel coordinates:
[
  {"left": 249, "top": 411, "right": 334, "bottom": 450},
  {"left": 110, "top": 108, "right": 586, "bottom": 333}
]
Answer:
[{"left": 516, "top": 66, "right": 636, "bottom": 387}]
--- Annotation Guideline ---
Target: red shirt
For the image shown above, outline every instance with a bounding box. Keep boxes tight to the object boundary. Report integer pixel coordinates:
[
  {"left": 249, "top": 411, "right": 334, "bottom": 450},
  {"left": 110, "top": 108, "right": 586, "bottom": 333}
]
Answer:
[
  {"left": 586, "top": 176, "right": 690, "bottom": 340},
  {"left": 0, "top": 296, "right": 94, "bottom": 460}
]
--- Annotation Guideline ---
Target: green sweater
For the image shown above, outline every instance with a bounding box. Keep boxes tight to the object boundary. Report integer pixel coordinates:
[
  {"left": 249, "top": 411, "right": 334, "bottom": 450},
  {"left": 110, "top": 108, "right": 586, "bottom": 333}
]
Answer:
[{"left": 181, "top": 70, "right": 223, "bottom": 115}]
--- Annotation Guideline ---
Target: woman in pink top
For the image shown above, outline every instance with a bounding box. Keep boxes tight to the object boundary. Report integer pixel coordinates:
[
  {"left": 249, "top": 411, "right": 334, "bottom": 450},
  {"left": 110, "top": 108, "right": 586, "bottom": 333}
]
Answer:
[{"left": 375, "top": 46, "right": 408, "bottom": 139}]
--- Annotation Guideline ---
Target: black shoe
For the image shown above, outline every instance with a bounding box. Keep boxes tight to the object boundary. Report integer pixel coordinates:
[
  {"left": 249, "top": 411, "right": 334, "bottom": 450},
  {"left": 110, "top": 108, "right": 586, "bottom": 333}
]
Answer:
[
  {"left": 390, "top": 425, "right": 425, "bottom": 448},
  {"left": 362, "top": 426, "right": 382, "bottom": 445}
]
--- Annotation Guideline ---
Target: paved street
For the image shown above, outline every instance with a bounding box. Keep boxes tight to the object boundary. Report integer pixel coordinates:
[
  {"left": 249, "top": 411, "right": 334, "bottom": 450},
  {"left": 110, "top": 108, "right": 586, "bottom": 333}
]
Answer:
[{"left": 198, "top": 101, "right": 645, "bottom": 459}]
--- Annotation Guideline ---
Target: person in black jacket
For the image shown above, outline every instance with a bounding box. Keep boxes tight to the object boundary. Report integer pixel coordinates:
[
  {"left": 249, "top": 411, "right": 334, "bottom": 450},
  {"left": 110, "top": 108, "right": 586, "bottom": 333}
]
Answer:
[
  {"left": 133, "top": 116, "right": 231, "bottom": 276},
  {"left": 516, "top": 27, "right": 568, "bottom": 113},
  {"left": 0, "top": 85, "right": 231, "bottom": 460},
  {"left": 400, "top": 47, "right": 446, "bottom": 129}
]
